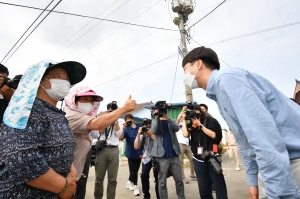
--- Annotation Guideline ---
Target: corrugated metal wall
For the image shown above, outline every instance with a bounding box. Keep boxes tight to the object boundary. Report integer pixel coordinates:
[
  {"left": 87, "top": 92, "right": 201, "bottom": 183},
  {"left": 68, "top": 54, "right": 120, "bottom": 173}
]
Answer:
[{"left": 167, "top": 108, "right": 182, "bottom": 120}]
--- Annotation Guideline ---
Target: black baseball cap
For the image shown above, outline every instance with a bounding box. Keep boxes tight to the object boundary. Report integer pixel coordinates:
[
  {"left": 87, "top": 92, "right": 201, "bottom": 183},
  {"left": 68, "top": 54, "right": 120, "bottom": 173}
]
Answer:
[{"left": 47, "top": 61, "right": 86, "bottom": 85}]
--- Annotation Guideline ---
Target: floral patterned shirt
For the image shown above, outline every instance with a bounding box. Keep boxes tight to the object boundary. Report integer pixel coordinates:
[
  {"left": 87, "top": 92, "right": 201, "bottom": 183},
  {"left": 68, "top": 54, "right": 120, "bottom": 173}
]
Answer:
[{"left": 0, "top": 98, "right": 76, "bottom": 199}]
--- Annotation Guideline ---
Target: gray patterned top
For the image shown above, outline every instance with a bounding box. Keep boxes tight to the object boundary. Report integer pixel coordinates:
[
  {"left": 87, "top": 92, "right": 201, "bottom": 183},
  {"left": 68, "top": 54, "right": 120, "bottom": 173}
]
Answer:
[{"left": 0, "top": 98, "right": 76, "bottom": 199}]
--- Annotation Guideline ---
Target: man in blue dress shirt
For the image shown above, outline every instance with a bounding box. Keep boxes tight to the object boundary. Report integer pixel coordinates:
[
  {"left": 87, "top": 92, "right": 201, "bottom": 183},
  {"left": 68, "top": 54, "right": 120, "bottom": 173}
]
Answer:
[{"left": 182, "top": 46, "right": 300, "bottom": 199}]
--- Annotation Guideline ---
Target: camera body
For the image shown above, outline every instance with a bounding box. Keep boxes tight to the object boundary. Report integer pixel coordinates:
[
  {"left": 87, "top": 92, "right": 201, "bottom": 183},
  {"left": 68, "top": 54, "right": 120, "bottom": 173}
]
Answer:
[
  {"left": 154, "top": 101, "right": 169, "bottom": 117},
  {"left": 185, "top": 109, "right": 197, "bottom": 120},
  {"left": 185, "top": 101, "right": 196, "bottom": 120},
  {"left": 109, "top": 101, "right": 118, "bottom": 112},
  {"left": 201, "top": 150, "right": 223, "bottom": 174},
  {"left": 141, "top": 125, "right": 148, "bottom": 133},
  {"left": 2, "top": 75, "right": 22, "bottom": 89},
  {"left": 141, "top": 118, "right": 151, "bottom": 134}
]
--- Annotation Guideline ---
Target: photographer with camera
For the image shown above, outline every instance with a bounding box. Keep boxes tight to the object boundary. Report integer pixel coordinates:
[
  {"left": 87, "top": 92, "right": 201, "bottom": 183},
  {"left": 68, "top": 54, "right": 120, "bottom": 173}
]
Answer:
[
  {"left": 134, "top": 118, "right": 160, "bottom": 199},
  {"left": 119, "top": 114, "right": 143, "bottom": 196},
  {"left": 0, "top": 64, "right": 15, "bottom": 121},
  {"left": 93, "top": 103, "right": 123, "bottom": 199},
  {"left": 150, "top": 101, "right": 186, "bottom": 199},
  {"left": 176, "top": 108, "right": 196, "bottom": 184},
  {"left": 181, "top": 104, "right": 228, "bottom": 199}
]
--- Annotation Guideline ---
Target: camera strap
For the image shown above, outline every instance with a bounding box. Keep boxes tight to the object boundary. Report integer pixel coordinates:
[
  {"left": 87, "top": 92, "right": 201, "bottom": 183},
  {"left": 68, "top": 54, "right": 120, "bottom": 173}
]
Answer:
[
  {"left": 97, "top": 124, "right": 113, "bottom": 141},
  {"left": 198, "top": 119, "right": 207, "bottom": 149}
]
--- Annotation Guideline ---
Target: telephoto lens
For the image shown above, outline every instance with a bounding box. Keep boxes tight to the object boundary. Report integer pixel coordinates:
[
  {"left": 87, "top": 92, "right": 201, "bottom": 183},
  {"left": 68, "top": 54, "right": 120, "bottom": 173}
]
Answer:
[{"left": 209, "top": 157, "right": 223, "bottom": 174}]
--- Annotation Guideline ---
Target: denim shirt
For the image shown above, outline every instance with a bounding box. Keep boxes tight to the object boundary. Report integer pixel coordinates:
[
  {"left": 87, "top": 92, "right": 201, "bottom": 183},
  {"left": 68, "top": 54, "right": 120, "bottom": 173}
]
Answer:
[
  {"left": 150, "top": 118, "right": 181, "bottom": 158},
  {"left": 206, "top": 68, "right": 300, "bottom": 198}
]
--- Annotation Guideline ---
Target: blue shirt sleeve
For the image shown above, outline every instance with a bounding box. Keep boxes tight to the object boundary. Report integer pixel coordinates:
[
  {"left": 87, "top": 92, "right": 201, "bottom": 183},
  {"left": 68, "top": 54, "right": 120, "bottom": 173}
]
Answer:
[{"left": 216, "top": 73, "right": 297, "bottom": 196}]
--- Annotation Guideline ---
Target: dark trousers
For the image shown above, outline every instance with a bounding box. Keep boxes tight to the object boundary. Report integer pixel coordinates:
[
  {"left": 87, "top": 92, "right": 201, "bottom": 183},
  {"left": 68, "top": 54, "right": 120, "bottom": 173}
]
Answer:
[
  {"left": 128, "top": 159, "right": 141, "bottom": 185},
  {"left": 74, "top": 148, "right": 93, "bottom": 199},
  {"left": 141, "top": 160, "right": 160, "bottom": 199},
  {"left": 193, "top": 158, "right": 228, "bottom": 199}
]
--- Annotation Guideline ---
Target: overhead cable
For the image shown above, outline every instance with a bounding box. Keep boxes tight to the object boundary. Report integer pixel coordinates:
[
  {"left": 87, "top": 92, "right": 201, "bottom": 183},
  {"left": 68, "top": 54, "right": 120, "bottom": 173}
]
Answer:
[
  {"left": 191, "top": 37, "right": 232, "bottom": 67},
  {"left": 188, "top": 0, "right": 227, "bottom": 31},
  {"left": 205, "top": 20, "right": 300, "bottom": 46},
  {"left": 73, "top": 0, "right": 162, "bottom": 60},
  {"left": 45, "top": 0, "right": 119, "bottom": 59},
  {"left": 170, "top": 53, "right": 180, "bottom": 103},
  {"left": 0, "top": 2, "right": 178, "bottom": 32},
  {"left": 193, "top": 0, "right": 232, "bottom": 14},
  {"left": 1, "top": 0, "right": 54, "bottom": 63},
  {"left": 92, "top": 53, "right": 177, "bottom": 88},
  {"left": 3, "top": 0, "right": 62, "bottom": 64},
  {"left": 52, "top": 0, "right": 131, "bottom": 59}
]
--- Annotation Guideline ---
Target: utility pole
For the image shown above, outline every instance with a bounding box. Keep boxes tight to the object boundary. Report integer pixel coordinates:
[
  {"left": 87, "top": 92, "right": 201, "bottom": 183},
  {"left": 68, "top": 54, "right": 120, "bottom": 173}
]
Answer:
[{"left": 171, "top": 0, "right": 194, "bottom": 102}]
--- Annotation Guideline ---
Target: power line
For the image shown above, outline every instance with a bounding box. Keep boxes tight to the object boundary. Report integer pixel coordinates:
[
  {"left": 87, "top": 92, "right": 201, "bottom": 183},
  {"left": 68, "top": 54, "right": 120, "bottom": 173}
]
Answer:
[
  {"left": 87, "top": 21, "right": 173, "bottom": 68},
  {"left": 80, "top": 0, "right": 231, "bottom": 64},
  {"left": 0, "top": 2, "right": 178, "bottom": 32},
  {"left": 44, "top": 0, "right": 119, "bottom": 59},
  {"left": 170, "top": 53, "right": 180, "bottom": 103},
  {"left": 190, "top": 37, "right": 232, "bottom": 67},
  {"left": 73, "top": 0, "right": 162, "bottom": 60},
  {"left": 205, "top": 20, "right": 300, "bottom": 46},
  {"left": 0, "top": 0, "right": 54, "bottom": 63},
  {"left": 52, "top": 0, "right": 131, "bottom": 59},
  {"left": 193, "top": 0, "right": 232, "bottom": 14},
  {"left": 3, "top": 0, "right": 62, "bottom": 64},
  {"left": 188, "top": 0, "right": 227, "bottom": 31},
  {"left": 92, "top": 53, "right": 178, "bottom": 88}
]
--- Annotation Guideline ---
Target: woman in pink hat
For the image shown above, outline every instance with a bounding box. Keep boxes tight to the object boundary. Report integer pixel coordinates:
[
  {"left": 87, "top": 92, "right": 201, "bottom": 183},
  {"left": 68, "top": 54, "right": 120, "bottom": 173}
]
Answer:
[
  {"left": 64, "top": 86, "right": 137, "bottom": 198},
  {"left": 64, "top": 86, "right": 103, "bottom": 179}
]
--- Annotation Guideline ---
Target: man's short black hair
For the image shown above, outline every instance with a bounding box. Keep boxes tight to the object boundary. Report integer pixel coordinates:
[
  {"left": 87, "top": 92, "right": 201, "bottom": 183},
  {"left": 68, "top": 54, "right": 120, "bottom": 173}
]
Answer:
[
  {"left": 182, "top": 46, "right": 220, "bottom": 70},
  {"left": 0, "top": 64, "right": 9, "bottom": 76},
  {"left": 199, "top": 103, "right": 208, "bottom": 111}
]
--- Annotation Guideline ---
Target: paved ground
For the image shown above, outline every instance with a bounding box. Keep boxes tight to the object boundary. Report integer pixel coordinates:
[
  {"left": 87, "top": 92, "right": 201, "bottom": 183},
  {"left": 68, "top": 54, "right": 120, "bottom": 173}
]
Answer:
[{"left": 85, "top": 151, "right": 249, "bottom": 199}]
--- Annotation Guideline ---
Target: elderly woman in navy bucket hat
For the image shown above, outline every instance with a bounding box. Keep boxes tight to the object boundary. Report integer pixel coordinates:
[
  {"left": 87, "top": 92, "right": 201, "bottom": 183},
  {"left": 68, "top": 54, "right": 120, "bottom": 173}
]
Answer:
[{"left": 0, "top": 60, "right": 86, "bottom": 199}]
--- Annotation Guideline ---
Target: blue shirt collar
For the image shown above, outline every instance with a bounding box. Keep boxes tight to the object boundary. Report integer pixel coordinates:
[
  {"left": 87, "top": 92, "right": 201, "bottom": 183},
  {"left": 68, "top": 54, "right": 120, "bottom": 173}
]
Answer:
[{"left": 206, "top": 69, "right": 218, "bottom": 101}]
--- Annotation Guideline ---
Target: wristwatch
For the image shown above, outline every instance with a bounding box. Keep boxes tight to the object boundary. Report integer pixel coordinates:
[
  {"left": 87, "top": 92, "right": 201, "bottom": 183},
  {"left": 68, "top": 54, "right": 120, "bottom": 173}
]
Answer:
[{"left": 199, "top": 124, "right": 203, "bottom": 129}]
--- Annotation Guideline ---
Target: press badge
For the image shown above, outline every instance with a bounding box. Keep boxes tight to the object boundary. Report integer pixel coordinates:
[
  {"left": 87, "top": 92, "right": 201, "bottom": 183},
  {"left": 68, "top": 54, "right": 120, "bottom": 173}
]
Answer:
[{"left": 197, "top": 146, "right": 203, "bottom": 155}]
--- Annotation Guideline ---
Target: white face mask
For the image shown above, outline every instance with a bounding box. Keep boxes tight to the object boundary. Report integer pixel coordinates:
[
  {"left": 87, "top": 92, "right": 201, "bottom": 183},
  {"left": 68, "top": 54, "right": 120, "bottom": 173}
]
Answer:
[
  {"left": 40, "top": 79, "right": 70, "bottom": 101},
  {"left": 77, "top": 102, "right": 94, "bottom": 114},
  {"left": 183, "top": 65, "right": 199, "bottom": 89}
]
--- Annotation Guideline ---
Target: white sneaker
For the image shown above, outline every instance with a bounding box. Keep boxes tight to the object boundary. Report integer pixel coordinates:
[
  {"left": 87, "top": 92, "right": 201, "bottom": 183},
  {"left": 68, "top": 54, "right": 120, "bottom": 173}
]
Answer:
[
  {"left": 133, "top": 185, "right": 140, "bottom": 196},
  {"left": 126, "top": 181, "right": 134, "bottom": 190},
  {"left": 119, "top": 162, "right": 122, "bottom": 166},
  {"left": 183, "top": 177, "right": 189, "bottom": 184},
  {"left": 235, "top": 167, "right": 241, "bottom": 171}
]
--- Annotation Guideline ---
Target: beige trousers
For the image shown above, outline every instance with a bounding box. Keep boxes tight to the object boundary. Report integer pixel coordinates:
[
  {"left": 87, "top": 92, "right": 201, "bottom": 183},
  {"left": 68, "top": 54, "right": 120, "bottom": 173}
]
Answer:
[
  {"left": 258, "top": 158, "right": 300, "bottom": 199},
  {"left": 228, "top": 145, "right": 241, "bottom": 167},
  {"left": 179, "top": 143, "right": 195, "bottom": 178}
]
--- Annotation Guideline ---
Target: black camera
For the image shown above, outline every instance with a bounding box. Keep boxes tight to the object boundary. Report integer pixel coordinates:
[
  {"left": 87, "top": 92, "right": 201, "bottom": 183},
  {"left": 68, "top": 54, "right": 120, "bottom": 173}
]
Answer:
[
  {"left": 109, "top": 101, "right": 118, "bottom": 112},
  {"left": 185, "top": 109, "right": 197, "bottom": 120},
  {"left": 141, "top": 125, "right": 148, "bottom": 133},
  {"left": 184, "top": 101, "right": 195, "bottom": 120},
  {"left": 154, "top": 101, "right": 169, "bottom": 117},
  {"left": 141, "top": 118, "right": 151, "bottom": 134},
  {"left": 2, "top": 75, "right": 22, "bottom": 89},
  {"left": 201, "top": 150, "right": 222, "bottom": 174}
]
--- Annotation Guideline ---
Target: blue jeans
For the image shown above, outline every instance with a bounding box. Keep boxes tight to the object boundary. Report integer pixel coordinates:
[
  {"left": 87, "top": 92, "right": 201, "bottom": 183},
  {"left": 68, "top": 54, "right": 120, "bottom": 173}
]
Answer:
[{"left": 193, "top": 158, "right": 228, "bottom": 199}]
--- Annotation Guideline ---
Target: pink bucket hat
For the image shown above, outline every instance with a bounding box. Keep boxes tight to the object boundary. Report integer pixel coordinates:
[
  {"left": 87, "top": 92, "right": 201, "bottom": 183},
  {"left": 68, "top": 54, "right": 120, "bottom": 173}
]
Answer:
[{"left": 75, "top": 90, "right": 103, "bottom": 102}]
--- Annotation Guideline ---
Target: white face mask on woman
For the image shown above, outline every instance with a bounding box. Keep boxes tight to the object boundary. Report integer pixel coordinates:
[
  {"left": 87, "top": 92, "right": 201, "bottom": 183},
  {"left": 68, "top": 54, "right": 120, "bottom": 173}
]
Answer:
[
  {"left": 77, "top": 102, "right": 94, "bottom": 114},
  {"left": 40, "top": 79, "right": 70, "bottom": 101},
  {"left": 183, "top": 64, "right": 199, "bottom": 89}
]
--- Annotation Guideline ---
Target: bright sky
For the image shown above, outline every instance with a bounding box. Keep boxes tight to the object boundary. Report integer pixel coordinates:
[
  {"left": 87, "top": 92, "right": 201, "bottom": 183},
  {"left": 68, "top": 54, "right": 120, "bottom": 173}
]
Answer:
[{"left": 1, "top": 0, "right": 300, "bottom": 129}]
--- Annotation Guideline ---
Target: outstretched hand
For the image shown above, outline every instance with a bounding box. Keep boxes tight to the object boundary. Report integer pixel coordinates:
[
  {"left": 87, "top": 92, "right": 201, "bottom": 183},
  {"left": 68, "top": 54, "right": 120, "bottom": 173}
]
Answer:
[{"left": 123, "top": 95, "right": 137, "bottom": 113}]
